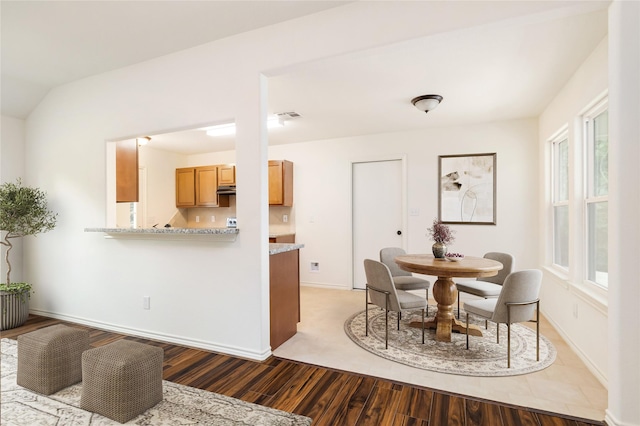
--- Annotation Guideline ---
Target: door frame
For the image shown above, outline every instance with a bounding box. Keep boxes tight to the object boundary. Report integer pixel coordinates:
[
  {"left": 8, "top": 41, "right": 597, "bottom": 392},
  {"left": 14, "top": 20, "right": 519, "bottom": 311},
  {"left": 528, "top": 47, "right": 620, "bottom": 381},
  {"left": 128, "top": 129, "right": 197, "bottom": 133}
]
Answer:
[{"left": 350, "top": 154, "right": 408, "bottom": 290}]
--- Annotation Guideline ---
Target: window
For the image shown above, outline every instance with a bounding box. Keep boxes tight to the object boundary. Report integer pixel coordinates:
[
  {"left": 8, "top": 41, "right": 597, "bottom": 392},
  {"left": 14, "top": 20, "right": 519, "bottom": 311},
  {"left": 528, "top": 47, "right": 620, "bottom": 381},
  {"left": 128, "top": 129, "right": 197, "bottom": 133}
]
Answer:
[
  {"left": 551, "top": 131, "right": 569, "bottom": 269},
  {"left": 585, "top": 105, "right": 608, "bottom": 287}
]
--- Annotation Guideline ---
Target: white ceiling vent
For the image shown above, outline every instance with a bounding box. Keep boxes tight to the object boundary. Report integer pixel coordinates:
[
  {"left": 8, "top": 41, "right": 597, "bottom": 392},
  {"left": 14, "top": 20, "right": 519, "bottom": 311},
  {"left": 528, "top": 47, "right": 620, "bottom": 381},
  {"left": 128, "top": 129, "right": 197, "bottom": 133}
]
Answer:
[{"left": 276, "top": 111, "right": 302, "bottom": 120}]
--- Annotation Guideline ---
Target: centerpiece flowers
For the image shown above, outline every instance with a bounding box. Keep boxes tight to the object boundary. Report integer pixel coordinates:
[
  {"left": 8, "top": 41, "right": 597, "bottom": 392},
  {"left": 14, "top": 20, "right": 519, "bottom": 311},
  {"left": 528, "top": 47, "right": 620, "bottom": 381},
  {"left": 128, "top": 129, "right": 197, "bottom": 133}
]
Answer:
[{"left": 427, "top": 218, "right": 454, "bottom": 259}]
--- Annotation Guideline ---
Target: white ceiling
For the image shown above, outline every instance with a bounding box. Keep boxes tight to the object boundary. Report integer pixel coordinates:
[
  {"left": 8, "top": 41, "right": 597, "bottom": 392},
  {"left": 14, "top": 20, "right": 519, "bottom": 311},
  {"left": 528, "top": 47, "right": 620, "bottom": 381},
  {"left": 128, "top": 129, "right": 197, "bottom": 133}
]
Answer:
[{"left": 1, "top": 1, "right": 609, "bottom": 155}]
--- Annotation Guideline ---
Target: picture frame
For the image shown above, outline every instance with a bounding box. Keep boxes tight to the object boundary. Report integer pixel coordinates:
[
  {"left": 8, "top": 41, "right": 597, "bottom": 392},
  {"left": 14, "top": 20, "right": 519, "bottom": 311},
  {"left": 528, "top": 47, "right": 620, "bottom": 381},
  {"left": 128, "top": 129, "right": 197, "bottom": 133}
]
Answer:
[{"left": 438, "top": 153, "right": 496, "bottom": 225}]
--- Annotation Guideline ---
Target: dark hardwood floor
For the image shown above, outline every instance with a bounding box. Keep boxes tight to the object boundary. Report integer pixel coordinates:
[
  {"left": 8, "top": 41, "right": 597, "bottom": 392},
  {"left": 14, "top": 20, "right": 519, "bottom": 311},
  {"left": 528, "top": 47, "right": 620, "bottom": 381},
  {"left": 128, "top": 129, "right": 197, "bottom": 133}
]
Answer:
[{"left": 1, "top": 315, "right": 604, "bottom": 426}]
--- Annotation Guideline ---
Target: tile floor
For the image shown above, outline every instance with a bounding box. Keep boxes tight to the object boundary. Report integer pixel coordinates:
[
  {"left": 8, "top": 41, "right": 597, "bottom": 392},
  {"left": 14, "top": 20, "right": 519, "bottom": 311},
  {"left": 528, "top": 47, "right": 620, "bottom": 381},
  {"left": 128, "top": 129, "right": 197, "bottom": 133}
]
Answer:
[{"left": 273, "top": 286, "right": 607, "bottom": 421}]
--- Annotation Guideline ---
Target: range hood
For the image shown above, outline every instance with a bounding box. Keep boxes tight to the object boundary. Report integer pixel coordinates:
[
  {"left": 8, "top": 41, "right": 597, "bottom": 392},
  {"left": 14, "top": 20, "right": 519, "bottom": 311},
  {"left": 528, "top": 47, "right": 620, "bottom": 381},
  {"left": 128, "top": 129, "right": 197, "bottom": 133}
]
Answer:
[{"left": 217, "top": 185, "right": 236, "bottom": 195}]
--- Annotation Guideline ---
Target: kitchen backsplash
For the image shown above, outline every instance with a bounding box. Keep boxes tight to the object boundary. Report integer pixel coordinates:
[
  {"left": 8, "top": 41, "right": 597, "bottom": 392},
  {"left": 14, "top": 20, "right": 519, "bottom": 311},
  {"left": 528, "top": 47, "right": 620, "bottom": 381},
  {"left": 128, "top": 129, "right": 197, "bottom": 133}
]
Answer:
[{"left": 176, "top": 200, "right": 294, "bottom": 232}]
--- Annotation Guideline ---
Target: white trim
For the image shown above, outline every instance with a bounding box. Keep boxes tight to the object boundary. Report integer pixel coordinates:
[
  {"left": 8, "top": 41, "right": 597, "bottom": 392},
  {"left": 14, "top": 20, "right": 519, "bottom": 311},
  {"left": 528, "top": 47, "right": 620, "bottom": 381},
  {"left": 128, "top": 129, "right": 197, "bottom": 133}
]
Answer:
[
  {"left": 604, "top": 410, "right": 634, "bottom": 426},
  {"left": 29, "top": 309, "right": 272, "bottom": 361}
]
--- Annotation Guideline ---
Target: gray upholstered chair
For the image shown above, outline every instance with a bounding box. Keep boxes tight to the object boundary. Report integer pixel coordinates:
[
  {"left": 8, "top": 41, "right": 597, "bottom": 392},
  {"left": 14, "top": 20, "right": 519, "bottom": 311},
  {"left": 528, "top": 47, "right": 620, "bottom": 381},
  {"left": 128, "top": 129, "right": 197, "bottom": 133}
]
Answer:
[
  {"left": 464, "top": 269, "right": 542, "bottom": 368},
  {"left": 364, "top": 259, "right": 426, "bottom": 349},
  {"left": 456, "top": 252, "right": 514, "bottom": 320},
  {"left": 379, "top": 247, "right": 431, "bottom": 315}
]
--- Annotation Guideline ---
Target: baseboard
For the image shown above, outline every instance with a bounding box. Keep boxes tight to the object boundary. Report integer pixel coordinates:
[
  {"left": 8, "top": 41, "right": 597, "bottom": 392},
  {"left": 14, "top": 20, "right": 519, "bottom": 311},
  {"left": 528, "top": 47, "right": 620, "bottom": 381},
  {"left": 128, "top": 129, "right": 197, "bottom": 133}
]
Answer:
[
  {"left": 541, "top": 309, "right": 608, "bottom": 389},
  {"left": 28, "top": 309, "right": 272, "bottom": 361},
  {"left": 300, "top": 281, "right": 351, "bottom": 290},
  {"left": 604, "top": 409, "right": 638, "bottom": 426}
]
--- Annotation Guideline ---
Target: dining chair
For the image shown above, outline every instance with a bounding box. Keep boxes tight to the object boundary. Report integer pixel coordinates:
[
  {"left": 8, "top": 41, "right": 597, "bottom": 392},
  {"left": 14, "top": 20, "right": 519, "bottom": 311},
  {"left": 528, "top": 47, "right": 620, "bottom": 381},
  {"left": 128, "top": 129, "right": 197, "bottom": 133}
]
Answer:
[
  {"left": 379, "top": 247, "right": 431, "bottom": 316},
  {"left": 456, "top": 252, "right": 514, "bottom": 321},
  {"left": 364, "top": 259, "right": 426, "bottom": 349},
  {"left": 463, "top": 269, "right": 542, "bottom": 368}
]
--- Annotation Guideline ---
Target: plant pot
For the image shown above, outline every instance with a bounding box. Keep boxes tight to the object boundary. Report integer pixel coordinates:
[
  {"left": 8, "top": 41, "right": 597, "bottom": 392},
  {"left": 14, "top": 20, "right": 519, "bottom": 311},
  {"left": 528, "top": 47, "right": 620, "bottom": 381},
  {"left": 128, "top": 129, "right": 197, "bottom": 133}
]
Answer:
[
  {"left": 432, "top": 242, "right": 447, "bottom": 259},
  {"left": 0, "top": 289, "right": 30, "bottom": 330}
]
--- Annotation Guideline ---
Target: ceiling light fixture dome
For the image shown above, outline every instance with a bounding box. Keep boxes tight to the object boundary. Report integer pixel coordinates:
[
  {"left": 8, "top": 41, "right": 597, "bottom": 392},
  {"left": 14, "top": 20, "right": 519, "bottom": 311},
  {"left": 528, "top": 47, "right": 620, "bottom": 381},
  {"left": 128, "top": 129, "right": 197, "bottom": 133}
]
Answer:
[{"left": 411, "top": 94, "right": 443, "bottom": 114}]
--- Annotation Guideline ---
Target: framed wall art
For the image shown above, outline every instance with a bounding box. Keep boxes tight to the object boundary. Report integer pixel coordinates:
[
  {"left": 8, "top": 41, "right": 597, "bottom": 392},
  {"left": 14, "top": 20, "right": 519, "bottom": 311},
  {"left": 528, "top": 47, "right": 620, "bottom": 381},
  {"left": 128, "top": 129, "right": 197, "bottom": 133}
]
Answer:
[{"left": 438, "top": 153, "right": 496, "bottom": 225}]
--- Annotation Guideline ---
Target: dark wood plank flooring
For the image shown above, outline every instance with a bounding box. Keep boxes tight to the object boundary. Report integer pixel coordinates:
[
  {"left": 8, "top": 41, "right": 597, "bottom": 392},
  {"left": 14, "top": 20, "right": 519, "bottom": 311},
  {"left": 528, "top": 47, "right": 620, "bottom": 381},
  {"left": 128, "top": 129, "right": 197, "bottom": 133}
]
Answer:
[{"left": 1, "top": 315, "right": 604, "bottom": 426}]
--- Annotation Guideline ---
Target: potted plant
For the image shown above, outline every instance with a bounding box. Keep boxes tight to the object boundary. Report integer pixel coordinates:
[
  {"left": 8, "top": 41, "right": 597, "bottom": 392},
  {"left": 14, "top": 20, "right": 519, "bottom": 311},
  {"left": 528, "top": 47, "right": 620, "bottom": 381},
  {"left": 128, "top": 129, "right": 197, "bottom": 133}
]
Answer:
[
  {"left": 427, "top": 218, "right": 454, "bottom": 259},
  {"left": 0, "top": 179, "right": 57, "bottom": 330}
]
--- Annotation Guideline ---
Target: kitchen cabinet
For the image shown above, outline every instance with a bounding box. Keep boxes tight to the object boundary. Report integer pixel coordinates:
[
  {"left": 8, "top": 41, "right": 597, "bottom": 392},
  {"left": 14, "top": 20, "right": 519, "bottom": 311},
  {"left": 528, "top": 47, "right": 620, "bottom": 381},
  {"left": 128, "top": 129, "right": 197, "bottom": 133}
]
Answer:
[
  {"left": 270, "top": 248, "right": 300, "bottom": 350},
  {"left": 269, "top": 160, "right": 293, "bottom": 206},
  {"left": 175, "top": 166, "right": 229, "bottom": 208},
  {"left": 217, "top": 164, "right": 236, "bottom": 186},
  {"left": 116, "top": 139, "right": 138, "bottom": 203},
  {"left": 269, "top": 234, "right": 295, "bottom": 243}
]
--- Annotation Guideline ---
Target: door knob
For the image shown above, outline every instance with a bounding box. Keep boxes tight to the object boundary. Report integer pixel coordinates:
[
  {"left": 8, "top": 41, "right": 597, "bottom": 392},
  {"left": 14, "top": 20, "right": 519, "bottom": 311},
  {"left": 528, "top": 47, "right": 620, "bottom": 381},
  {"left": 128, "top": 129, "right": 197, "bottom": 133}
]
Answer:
[{"left": 397, "top": 230, "right": 402, "bottom": 235}]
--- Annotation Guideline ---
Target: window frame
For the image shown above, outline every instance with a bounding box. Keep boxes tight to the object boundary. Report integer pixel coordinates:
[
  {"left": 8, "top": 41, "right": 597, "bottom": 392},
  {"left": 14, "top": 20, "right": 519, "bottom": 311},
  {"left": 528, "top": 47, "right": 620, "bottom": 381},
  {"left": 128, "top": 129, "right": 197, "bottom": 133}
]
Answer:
[
  {"left": 583, "top": 99, "right": 609, "bottom": 289},
  {"left": 550, "top": 127, "right": 569, "bottom": 272}
]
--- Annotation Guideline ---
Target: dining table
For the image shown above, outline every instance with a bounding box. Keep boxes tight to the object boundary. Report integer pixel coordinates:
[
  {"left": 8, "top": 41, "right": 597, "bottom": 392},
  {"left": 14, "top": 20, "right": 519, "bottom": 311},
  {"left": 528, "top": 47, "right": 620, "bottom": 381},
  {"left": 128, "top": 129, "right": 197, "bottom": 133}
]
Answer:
[{"left": 394, "top": 254, "right": 503, "bottom": 342}]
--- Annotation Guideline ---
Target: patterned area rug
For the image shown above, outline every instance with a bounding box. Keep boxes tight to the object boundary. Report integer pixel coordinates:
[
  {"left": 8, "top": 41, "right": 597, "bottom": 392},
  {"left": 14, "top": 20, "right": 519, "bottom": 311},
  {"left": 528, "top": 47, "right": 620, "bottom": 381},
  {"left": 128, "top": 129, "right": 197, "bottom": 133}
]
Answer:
[
  {"left": 344, "top": 306, "right": 556, "bottom": 377},
  {"left": 1, "top": 338, "right": 311, "bottom": 426}
]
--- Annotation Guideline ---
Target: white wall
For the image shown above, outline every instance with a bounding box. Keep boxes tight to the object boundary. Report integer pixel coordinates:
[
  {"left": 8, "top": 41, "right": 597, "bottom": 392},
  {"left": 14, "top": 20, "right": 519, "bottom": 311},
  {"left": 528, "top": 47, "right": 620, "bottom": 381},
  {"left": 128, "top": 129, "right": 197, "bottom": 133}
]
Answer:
[
  {"left": 266, "top": 119, "right": 540, "bottom": 288},
  {"left": 19, "top": 2, "right": 604, "bottom": 361},
  {"left": 181, "top": 118, "right": 539, "bottom": 289},
  {"left": 538, "top": 37, "right": 609, "bottom": 384},
  {"left": 138, "top": 145, "right": 188, "bottom": 227},
  {"left": 1, "top": 116, "right": 25, "bottom": 284}
]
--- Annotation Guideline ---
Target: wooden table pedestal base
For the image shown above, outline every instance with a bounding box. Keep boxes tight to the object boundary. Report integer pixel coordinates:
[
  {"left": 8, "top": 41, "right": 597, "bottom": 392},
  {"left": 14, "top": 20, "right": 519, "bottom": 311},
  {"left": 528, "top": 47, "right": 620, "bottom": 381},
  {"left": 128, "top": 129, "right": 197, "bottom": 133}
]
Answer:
[{"left": 408, "top": 276, "right": 484, "bottom": 342}]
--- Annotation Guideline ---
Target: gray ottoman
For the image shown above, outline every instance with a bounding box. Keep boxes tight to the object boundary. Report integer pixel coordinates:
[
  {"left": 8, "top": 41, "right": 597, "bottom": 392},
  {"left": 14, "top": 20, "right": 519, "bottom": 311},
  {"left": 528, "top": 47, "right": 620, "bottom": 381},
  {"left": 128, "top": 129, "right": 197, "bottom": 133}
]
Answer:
[
  {"left": 17, "top": 324, "right": 90, "bottom": 395},
  {"left": 80, "top": 340, "right": 164, "bottom": 423}
]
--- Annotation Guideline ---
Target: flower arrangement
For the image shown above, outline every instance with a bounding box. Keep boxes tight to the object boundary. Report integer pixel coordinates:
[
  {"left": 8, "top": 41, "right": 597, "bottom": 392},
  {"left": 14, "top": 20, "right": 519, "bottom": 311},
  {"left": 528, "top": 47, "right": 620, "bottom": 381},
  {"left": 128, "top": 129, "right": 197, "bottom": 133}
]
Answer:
[{"left": 427, "top": 218, "right": 455, "bottom": 245}]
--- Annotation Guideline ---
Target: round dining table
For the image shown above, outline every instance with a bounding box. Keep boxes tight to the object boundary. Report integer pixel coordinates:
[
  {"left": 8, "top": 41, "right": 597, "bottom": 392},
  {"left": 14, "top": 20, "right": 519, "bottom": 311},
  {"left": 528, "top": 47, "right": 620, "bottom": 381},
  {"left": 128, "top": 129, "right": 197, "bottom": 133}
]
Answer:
[{"left": 395, "top": 254, "right": 503, "bottom": 342}]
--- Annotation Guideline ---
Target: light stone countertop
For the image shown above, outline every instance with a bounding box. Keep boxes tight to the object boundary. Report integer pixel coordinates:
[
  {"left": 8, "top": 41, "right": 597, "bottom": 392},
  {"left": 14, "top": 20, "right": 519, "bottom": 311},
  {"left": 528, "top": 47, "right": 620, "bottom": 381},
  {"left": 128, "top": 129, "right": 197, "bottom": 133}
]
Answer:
[
  {"left": 269, "top": 243, "right": 304, "bottom": 255},
  {"left": 85, "top": 228, "right": 302, "bottom": 254},
  {"left": 85, "top": 227, "right": 239, "bottom": 235}
]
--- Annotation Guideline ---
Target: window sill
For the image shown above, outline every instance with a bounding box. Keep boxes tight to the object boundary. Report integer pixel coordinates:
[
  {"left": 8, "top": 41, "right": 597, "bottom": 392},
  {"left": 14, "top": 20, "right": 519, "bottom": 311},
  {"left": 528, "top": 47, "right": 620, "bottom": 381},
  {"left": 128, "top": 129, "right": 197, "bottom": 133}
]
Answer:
[{"left": 542, "top": 266, "right": 608, "bottom": 314}]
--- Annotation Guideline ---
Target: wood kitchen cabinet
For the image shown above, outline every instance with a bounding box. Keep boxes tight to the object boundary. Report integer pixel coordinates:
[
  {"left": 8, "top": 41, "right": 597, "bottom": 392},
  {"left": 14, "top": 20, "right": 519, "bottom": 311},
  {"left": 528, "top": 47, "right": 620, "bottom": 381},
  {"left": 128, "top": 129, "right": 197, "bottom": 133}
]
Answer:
[
  {"left": 175, "top": 166, "right": 229, "bottom": 208},
  {"left": 217, "top": 164, "right": 236, "bottom": 186},
  {"left": 269, "top": 234, "right": 295, "bottom": 243},
  {"left": 116, "top": 139, "right": 138, "bottom": 203},
  {"left": 269, "top": 160, "right": 293, "bottom": 206},
  {"left": 270, "top": 248, "right": 300, "bottom": 350},
  {"left": 175, "top": 168, "right": 196, "bottom": 207}
]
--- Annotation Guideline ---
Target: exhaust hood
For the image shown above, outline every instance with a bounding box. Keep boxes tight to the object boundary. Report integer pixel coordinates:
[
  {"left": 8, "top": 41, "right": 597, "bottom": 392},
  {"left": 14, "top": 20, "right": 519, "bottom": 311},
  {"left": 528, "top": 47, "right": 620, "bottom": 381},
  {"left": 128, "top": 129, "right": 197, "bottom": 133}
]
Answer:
[{"left": 216, "top": 185, "right": 236, "bottom": 195}]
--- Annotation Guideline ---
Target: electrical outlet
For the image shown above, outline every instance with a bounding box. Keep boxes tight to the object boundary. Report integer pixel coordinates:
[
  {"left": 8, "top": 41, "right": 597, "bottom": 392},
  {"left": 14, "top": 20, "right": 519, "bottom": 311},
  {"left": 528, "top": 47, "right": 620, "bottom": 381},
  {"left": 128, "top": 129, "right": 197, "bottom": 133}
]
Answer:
[
  {"left": 283, "top": 214, "right": 288, "bottom": 223},
  {"left": 573, "top": 303, "right": 578, "bottom": 318},
  {"left": 143, "top": 296, "right": 150, "bottom": 310},
  {"left": 211, "top": 216, "right": 215, "bottom": 222},
  {"left": 310, "top": 262, "right": 320, "bottom": 272},
  {"left": 195, "top": 216, "right": 200, "bottom": 223}
]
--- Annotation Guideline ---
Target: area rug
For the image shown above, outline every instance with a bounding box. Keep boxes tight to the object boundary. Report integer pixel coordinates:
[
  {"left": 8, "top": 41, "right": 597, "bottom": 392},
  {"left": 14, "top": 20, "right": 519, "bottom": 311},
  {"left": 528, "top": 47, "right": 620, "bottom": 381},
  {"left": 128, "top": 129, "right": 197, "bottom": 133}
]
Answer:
[
  {"left": 1, "top": 338, "right": 311, "bottom": 426},
  {"left": 344, "top": 306, "right": 556, "bottom": 377}
]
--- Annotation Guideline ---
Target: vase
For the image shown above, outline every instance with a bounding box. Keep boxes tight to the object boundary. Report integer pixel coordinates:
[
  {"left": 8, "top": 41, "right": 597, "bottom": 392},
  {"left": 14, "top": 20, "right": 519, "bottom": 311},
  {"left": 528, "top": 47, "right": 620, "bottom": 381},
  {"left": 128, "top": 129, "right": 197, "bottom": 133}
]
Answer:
[
  {"left": 432, "top": 242, "right": 447, "bottom": 259},
  {"left": 0, "top": 289, "right": 30, "bottom": 330}
]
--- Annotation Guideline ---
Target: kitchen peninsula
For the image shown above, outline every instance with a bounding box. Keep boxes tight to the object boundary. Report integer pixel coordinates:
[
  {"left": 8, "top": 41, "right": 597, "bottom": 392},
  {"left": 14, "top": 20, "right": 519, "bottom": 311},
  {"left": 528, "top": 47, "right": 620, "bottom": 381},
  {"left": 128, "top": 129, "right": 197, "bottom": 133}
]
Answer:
[{"left": 85, "top": 227, "right": 303, "bottom": 350}]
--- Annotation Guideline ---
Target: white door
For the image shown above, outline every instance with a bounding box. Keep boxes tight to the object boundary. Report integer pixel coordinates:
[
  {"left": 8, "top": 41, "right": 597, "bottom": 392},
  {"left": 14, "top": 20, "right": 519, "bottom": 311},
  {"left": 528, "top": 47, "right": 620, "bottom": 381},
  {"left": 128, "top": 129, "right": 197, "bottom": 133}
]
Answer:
[{"left": 352, "top": 159, "right": 403, "bottom": 289}]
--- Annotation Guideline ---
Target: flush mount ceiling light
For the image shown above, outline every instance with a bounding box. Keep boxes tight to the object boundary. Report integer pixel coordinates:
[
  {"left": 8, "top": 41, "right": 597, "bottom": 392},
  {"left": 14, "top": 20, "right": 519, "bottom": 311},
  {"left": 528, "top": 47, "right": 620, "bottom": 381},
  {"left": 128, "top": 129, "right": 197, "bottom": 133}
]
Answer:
[
  {"left": 136, "top": 136, "right": 151, "bottom": 146},
  {"left": 411, "top": 94, "right": 443, "bottom": 114}
]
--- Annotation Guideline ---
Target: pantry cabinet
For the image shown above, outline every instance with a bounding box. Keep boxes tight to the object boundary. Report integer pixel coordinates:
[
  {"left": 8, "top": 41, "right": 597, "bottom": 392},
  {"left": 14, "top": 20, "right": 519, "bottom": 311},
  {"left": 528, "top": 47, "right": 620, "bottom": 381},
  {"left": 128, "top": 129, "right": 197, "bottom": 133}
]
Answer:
[{"left": 269, "top": 160, "right": 293, "bottom": 206}]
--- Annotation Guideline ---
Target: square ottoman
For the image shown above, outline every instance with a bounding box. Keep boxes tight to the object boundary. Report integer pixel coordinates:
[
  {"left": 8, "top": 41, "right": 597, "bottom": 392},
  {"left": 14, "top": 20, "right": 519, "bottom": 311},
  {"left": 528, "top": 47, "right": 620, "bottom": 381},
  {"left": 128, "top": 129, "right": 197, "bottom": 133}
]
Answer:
[
  {"left": 17, "top": 324, "right": 90, "bottom": 395},
  {"left": 81, "top": 339, "right": 164, "bottom": 423}
]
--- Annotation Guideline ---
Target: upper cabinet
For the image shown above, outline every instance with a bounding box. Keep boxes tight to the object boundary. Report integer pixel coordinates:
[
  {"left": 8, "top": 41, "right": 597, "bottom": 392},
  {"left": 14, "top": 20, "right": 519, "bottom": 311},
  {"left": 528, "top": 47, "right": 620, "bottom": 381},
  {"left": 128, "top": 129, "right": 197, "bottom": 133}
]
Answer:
[
  {"left": 175, "top": 168, "right": 196, "bottom": 207},
  {"left": 195, "top": 166, "right": 220, "bottom": 207},
  {"left": 116, "top": 139, "right": 138, "bottom": 203},
  {"left": 269, "top": 160, "right": 293, "bottom": 206},
  {"left": 176, "top": 160, "right": 292, "bottom": 208},
  {"left": 176, "top": 166, "right": 229, "bottom": 208},
  {"left": 217, "top": 164, "right": 236, "bottom": 186}
]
